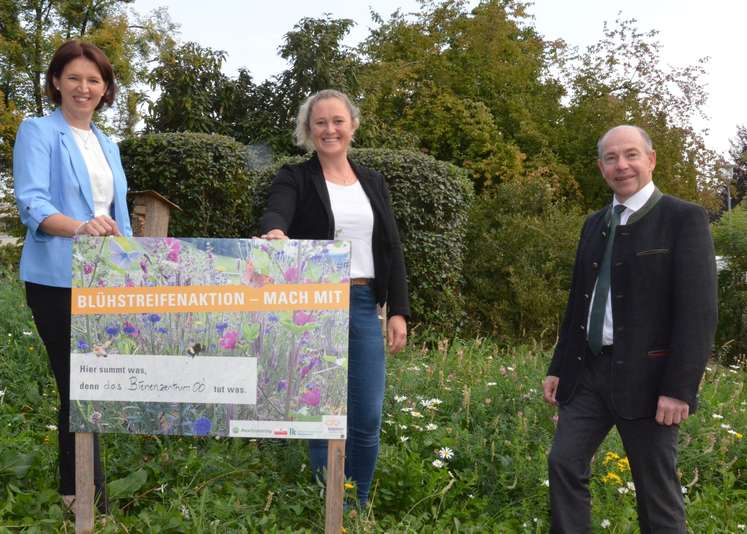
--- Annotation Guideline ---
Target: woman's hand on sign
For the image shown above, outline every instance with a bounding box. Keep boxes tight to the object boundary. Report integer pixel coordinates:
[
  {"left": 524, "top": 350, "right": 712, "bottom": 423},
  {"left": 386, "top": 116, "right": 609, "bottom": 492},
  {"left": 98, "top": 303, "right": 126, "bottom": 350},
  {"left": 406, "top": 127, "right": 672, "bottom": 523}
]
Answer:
[
  {"left": 387, "top": 314, "right": 407, "bottom": 354},
  {"left": 260, "top": 228, "right": 288, "bottom": 240}
]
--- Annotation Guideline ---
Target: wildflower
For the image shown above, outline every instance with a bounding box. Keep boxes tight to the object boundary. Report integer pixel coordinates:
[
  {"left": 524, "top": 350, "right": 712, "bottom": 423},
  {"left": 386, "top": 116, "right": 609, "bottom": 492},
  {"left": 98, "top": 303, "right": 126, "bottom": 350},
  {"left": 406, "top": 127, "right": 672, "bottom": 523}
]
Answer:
[
  {"left": 438, "top": 447, "right": 454, "bottom": 460},
  {"left": 616, "top": 457, "right": 630, "bottom": 472},
  {"left": 411, "top": 411, "right": 423, "bottom": 418},
  {"left": 601, "top": 472, "right": 623, "bottom": 485},
  {"left": 83, "top": 262, "right": 94, "bottom": 274},
  {"left": 105, "top": 325, "right": 120, "bottom": 337},
  {"left": 603, "top": 451, "right": 621, "bottom": 465},
  {"left": 601, "top": 519, "right": 611, "bottom": 529},
  {"left": 300, "top": 387, "right": 321, "bottom": 407},
  {"left": 542, "top": 479, "right": 549, "bottom": 487},
  {"left": 412, "top": 424, "right": 423, "bottom": 431},
  {"left": 400, "top": 436, "right": 409, "bottom": 443},
  {"left": 192, "top": 417, "right": 212, "bottom": 436},
  {"left": 426, "top": 423, "right": 438, "bottom": 431},
  {"left": 394, "top": 395, "right": 407, "bottom": 402},
  {"left": 344, "top": 482, "right": 354, "bottom": 490},
  {"left": 77, "top": 339, "right": 90, "bottom": 351},
  {"left": 681, "top": 486, "right": 687, "bottom": 494},
  {"left": 22, "top": 331, "right": 33, "bottom": 336},
  {"left": 626, "top": 482, "right": 636, "bottom": 492},
  {"left": 486, "top": 381, "right": 497, "bottom": 386},
  {"left": 219, "top": 330, "right": 239, "bottom": 350},
  {"left": 705, "top": 366, "right": 713, "bottom": 371},
  {"left": 46, "top": 424, "right": 57, "bottom": 431},
  {"left": 618, "top": 487, "right": 629, "bottom": 495},
  {"left": 711, "top": 414, "right": 724, "bottom": 419},
  {"left": 384, "top": 419, "right": 394, "bottom": 425},
  {"left": 180, "top": 504, "right": 190, "bottom": 519},
  {"left": 147, "top": 313, "right": 161, "bottom": 323},
  {"left": 399, "top": 424, "right": 408, "bottom": 430},
  {"left": 90, "top": 411, "right": 102, "bottom": 425},
  {"left": 737, "top": 524, "right": 745, "bottom": 530},
  {"left": 401, "top": 407, "right": 413, "bottom": 413},
  {"left": 122, "top": 321, "right": 139, "bottom": 337},
  {"left": 0, "top": 389, "right": 5, "bottom": 399},
  {"left": 432, "top": 459, "right": 444, "bottom": 468},
  {"left": 215, "top": 322, "right": 229, "bottom": 335},
  {"left": 165, "top": 238, "right": 181, "bottom": 262},
  {"left": 293, "top": 310, "right": 314, "bottom": 326},
  {"left": 721, "top": 423, "right": 732, "bottom": 430}
]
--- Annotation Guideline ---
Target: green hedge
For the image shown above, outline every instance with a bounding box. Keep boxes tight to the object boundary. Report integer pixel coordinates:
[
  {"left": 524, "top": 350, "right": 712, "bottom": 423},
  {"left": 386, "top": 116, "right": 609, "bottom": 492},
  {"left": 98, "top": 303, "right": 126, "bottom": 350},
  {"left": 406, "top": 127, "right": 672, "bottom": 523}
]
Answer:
[
  {"left": 249, "top": 148, "right": 474, "bottom": 329},
  {"left": 464, "top": 176, "right": 586, "bottom": 340},
  {"left": 119, "top": 132, "right": 253, "bottom": 238}
]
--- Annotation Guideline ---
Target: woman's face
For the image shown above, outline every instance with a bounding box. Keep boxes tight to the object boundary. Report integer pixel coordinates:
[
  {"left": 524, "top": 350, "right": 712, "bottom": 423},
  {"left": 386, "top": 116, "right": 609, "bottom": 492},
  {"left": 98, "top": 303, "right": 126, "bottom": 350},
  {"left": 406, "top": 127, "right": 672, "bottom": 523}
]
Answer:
[
  {"left": 309, "top": 97, "right": 356, "bottom": 158},
  {"left": 53, "top": 56, "right": 107, "bottom": 122}
]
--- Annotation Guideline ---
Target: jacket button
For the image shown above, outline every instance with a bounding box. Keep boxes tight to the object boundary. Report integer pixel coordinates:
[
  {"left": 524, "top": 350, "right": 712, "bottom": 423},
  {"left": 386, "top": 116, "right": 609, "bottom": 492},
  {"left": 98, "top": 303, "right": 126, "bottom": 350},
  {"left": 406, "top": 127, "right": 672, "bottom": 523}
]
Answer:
[
  {"left": 577, "top": 356, "right": 583, "bottom": 361},
  {"left": 592, "top": 262, "right": 599, "bottom": 269},
  {"left": 584, "top": 293, "right": 589, "bottom": 299},
  {"left": 615, "top": 261, "right": 623, "bottom": 267},
  {"left": 580, "top": 324, "right": 585, "bottom": 331},
  {"left": 602, "top": 231, "right": 607, "bottom": 238}
]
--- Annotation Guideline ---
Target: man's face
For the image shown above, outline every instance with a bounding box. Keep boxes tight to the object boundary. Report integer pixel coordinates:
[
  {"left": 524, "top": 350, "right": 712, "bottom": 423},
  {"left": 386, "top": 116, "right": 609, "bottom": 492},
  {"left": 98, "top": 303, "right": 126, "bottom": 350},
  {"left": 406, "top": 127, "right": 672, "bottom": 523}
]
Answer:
[{"left": 597, "top": 127, "right": 656, "bottom": 202}]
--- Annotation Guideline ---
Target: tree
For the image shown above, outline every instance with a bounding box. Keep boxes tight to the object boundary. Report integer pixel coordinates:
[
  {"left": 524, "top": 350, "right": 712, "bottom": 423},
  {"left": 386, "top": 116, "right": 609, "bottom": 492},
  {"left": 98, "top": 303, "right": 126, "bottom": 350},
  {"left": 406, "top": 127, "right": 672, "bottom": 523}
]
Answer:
[
  {"left": 728, "top": 125, "right": 747, "bottom": 207},
  {"left": 554, "top": 16, "right": 718, "bottom": 209},
  {"left": 145, "top": 41, "right": 230, "bottom": 133}
]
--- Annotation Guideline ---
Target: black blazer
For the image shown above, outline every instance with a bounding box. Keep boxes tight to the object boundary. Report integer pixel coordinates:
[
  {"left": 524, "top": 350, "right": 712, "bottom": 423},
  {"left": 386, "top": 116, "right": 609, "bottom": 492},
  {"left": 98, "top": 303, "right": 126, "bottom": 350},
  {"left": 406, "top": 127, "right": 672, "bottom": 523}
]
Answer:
[
  {"left": 548, "top": 193, "right": 717, "bottom": 419},
  {"left": 260, "top": 154, "right": 410, "bottom": 319}
]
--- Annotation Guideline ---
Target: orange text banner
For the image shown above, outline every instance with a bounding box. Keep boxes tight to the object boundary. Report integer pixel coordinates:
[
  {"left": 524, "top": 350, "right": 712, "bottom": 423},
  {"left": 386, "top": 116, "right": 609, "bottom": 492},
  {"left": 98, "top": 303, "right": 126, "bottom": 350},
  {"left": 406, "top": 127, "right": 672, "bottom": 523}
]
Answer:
[{"left": 72, "top": 283, "right": 349, "bottom": 315}]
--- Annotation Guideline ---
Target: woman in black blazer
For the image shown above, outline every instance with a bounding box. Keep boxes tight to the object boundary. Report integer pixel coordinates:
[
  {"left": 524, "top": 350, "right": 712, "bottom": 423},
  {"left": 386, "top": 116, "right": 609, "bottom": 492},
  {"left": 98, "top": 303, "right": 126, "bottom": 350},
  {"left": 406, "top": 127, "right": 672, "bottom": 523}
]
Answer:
[{"left": 260, "top": 89, "right": 409, "bottom": 507}]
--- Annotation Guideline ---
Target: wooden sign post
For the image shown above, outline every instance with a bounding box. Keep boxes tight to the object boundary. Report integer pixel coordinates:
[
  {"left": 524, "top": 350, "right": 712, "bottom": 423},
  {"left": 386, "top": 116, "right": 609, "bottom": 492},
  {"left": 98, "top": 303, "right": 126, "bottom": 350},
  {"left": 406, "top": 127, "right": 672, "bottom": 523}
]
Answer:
[{"left": 71, "top": 195, "right": 349, "bottom": 534}]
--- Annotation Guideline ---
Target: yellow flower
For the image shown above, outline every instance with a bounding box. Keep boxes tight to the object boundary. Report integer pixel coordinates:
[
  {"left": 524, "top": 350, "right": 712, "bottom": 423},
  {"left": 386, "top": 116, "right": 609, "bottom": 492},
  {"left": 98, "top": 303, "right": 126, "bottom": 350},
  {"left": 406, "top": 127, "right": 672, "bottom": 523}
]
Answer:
[
  {"left": 603, "top": 452, "right": 620, "bottom": 465},
  {"left": 344, "top": 482, "right": 354, "bottom": 490},
  {"left": 736, "top": 432, "right": 744, "bottom": 440},
  {"left": 616, "top": 457, "right": 630, "bottom": 472},
  {"left": 602, "top": 472, "right": 623, "bottom": 485}
]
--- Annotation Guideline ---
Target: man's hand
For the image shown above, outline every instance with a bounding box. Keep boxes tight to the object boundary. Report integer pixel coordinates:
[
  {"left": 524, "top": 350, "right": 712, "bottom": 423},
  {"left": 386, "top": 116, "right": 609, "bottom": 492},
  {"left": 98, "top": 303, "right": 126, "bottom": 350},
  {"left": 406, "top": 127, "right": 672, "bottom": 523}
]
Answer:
[
  {"left": 543, "top": 375, "right": 560, "bottom": 405},
  {"left": 387, "top": 314, "right": 407, "bottom": 354},
  {"left": 655, "top": 395, "right": 689, "bottom": 426}
]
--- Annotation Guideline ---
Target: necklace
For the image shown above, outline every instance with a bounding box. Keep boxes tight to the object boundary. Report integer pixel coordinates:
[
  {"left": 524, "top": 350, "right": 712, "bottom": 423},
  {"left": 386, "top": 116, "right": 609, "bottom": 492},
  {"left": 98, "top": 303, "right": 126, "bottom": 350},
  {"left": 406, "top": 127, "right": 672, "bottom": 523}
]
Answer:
[{"left": 72, "top": 127, "right": 94, "bottom": 150}]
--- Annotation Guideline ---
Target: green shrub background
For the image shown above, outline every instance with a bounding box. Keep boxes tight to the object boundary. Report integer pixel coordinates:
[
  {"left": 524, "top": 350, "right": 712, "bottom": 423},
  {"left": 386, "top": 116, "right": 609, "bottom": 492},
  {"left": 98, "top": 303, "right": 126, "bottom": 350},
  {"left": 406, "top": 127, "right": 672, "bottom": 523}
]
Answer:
[{"left": 120, "top": 133, "right": 254, "bottom": 238}]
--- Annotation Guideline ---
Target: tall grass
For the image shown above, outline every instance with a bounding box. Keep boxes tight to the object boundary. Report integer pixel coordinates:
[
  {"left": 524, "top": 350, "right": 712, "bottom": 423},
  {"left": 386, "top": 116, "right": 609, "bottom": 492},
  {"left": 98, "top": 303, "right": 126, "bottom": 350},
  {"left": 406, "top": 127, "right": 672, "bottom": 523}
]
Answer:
[{"left": 0, "top": 274, "right": 744, "bottom": 532}]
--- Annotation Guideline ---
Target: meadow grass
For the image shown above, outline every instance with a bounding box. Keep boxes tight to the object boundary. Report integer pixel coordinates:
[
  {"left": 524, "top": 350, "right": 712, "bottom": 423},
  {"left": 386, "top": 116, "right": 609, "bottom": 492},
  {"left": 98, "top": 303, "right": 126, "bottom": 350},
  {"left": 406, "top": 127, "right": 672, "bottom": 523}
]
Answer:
[{"left": 0, "top": 273, "right": 744, "bottom": 533}]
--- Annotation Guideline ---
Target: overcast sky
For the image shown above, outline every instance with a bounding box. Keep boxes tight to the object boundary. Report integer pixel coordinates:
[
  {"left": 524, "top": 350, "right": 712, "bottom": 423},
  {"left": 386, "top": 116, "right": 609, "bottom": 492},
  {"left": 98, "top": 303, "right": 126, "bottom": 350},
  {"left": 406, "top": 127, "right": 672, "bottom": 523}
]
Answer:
[{"left": 132, "top": 0, "right": 745, "bottom": 156}]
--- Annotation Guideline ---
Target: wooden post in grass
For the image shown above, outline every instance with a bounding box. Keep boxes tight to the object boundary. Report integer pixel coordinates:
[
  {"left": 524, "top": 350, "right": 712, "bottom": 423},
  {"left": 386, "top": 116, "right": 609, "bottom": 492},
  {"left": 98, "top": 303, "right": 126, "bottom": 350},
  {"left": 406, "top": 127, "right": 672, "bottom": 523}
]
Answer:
[
  {"left": 325, "top": 439, "right": 346, "bottom": 534},
  {"left": 75, "top": 191, "right": 179, "bottom": 533},
  {"left": 74, "top": 433, "right": 95, "bottom": 533}
]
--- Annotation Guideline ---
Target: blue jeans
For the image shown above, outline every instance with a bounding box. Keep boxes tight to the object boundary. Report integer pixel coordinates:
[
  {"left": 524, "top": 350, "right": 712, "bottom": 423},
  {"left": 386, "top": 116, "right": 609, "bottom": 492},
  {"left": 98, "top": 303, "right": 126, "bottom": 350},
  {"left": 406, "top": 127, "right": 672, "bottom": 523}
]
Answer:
[{"left": 309, "top": 284, "right": 386, "bottom": 506}]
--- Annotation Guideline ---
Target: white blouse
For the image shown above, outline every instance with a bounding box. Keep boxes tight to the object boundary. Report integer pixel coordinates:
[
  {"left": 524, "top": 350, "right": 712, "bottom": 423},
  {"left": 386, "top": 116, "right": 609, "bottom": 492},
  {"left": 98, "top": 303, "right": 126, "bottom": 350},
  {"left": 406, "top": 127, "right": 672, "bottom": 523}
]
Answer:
[
  {"left": 70, "top": 126, "right": 114, "bottom": 217},
  {"left": 325, "top": 180, "right": 375, "bottom": 279}
]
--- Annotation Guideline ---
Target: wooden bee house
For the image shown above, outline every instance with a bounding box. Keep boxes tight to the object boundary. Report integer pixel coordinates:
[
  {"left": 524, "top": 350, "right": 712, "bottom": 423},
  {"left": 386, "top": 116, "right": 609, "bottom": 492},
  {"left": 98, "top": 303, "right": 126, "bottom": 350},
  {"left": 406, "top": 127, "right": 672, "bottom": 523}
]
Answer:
[{"left": 129, "top": 190, "right": 181, "bottom": 238}]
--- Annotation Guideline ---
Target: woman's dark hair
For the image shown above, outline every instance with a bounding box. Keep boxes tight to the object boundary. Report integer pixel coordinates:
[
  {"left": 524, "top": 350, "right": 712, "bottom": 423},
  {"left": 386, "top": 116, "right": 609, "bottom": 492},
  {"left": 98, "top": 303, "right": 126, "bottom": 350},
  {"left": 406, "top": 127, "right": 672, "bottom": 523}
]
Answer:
[{"left": 45, "top": 40, "right": 117, "bottom": 110}]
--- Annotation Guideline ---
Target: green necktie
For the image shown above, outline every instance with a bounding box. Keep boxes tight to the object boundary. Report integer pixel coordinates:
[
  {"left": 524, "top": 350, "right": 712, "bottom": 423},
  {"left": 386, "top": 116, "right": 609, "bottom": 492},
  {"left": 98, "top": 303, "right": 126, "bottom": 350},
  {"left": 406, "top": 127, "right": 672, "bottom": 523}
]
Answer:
[{"left": 588, "top": 204, "right": 626, "bottom": 355}]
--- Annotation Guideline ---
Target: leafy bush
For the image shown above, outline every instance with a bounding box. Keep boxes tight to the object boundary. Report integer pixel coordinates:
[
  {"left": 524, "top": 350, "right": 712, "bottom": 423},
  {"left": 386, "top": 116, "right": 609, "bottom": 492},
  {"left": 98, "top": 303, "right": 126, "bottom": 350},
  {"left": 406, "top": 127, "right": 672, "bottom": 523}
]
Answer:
[
  {"left": 712, "top": 204, "right": 747, "bottom": 363},
  {"left": 464, "top": 174, "right": 586, "bottom": 340},
  {"left": 248, "top": 148, "right": 474, "bottom": 329},
  {"left": 119, "top": 133, "right": 254, "bottom": 238}
]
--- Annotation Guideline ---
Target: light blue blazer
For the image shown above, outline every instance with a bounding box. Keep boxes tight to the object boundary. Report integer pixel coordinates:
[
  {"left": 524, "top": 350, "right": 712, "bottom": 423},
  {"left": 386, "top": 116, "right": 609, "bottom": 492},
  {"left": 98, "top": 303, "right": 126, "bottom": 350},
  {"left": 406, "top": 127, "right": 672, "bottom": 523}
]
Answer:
[{"left": 13, "top": 108, "right": 133, "bottom": 287}]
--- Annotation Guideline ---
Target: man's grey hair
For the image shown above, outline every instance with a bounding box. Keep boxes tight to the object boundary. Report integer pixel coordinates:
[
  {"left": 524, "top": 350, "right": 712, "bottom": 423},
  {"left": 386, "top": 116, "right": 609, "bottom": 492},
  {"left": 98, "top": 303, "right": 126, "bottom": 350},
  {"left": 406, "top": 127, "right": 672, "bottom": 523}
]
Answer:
[
  {"left": 597, "top": 125, "right": 654, "bottom": 159},
  {"left": 294, "top": 89, "right": 361, "bottom": 152}
]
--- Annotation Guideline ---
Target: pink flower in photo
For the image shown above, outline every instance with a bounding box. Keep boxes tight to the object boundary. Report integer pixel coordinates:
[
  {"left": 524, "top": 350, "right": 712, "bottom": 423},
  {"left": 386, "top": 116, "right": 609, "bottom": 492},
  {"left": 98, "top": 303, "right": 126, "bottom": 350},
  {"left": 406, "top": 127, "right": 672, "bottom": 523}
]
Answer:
[
  {"left": 293, "top": 311, "right": 314, "bottom": 326},
  {"left": 165, "top": 238, "right": 181, "bottom": 262},
  {"left": 283, "top": 266, "right": 299, "bottom": 282},
  {"left": 219, "top": 330, "right": 239, "bottom": 350},
  {"left": 300, "top": 386, "right": 321, "bottom": 407},
  {"left": 83, "top": 262, "right": 94, "bottom": 274}
]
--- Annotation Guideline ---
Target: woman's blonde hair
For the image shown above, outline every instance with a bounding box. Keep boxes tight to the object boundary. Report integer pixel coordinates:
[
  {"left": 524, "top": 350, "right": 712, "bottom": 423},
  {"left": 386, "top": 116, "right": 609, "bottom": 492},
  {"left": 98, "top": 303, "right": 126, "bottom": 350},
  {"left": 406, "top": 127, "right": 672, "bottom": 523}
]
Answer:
[{"left": 294, "top": 89, "right": 361, "bottom": 152}]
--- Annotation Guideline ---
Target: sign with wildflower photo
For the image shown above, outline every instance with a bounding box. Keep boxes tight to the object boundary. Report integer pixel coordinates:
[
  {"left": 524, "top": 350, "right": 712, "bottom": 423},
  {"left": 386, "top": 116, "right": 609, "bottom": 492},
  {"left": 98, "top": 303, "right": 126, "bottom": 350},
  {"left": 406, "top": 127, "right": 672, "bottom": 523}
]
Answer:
[{"left": 68, "top": 236, "right": 350, "bottom": 439}]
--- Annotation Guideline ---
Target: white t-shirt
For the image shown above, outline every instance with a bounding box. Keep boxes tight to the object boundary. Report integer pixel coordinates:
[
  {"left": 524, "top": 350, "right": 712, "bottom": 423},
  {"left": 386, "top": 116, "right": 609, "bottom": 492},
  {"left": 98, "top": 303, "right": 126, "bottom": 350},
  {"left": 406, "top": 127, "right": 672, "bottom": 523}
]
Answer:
[
  {"left": 70, "top": 126, "right": 114, "bottom": 217},
  {"left": 325, "top": 180, "right": 375, "bottom": 279}
]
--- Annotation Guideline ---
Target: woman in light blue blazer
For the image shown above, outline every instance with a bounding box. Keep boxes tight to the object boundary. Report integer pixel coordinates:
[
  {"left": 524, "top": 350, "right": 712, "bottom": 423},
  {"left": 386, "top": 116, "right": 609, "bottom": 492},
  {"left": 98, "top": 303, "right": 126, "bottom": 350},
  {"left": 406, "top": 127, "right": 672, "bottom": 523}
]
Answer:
[{"left": 13, "top": 40, "right": 132, "bottom": 513}]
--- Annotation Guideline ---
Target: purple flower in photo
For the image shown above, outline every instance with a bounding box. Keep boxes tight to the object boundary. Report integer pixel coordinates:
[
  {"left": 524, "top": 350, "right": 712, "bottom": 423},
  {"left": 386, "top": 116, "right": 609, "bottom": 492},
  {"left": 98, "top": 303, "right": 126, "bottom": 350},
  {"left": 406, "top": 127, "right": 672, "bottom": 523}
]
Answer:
[
  {"left": 77, "top": 339, "right": 90, "bottom": 351},
  {"left": 147, "top": 314, "right": 161, "bottom": 323},
  {"left": 157, "top": 327, "right": 168, "bottom": 334},
  {"left": 192, "top": 417, "right": 212, "bottom": 436},
  {"left": 267, "top": 314, "right": 279, "bottom": 323},
  {"left": 105, "top": 325, "right": 120, "bottom": 337},
  {"left": 123, "top": 321, "right": 139, "bottom": 337},
  {"left": 300, "top": 386, "right": 321, "bottom": 407},
  {"left": 277, "top": 380, "right": 287, "bottom": 392},
  {"left": 283, "top": 267, "right": 299, "bottom": 282},
  {"left": 90, "top": 411, "right": 102, "bottom": 425},
  {"left": 139, "top": 259, "right": 148, "bottom": 273},
  {"left": 83, "top": 262, "right": 94, "bottom": 274},
  {"left": 293, "top": 311, "right": 314, "bottom": 326},
  {"left": 215, "top": 322, "right": 229, "bottom": 336},
  {"left": 300, "top": 357, "right": 320, "bottom": 379},
  {"left": 219, "top": 330, "right": 239, "bottom": 350}
]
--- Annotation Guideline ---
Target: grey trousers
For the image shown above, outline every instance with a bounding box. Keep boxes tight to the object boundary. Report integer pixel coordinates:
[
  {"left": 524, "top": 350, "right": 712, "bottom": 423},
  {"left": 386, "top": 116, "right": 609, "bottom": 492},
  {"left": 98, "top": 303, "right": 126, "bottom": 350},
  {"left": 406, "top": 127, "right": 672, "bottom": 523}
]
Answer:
[{"left": 548, "top": 350, "right": 686, "bottom": 534}]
